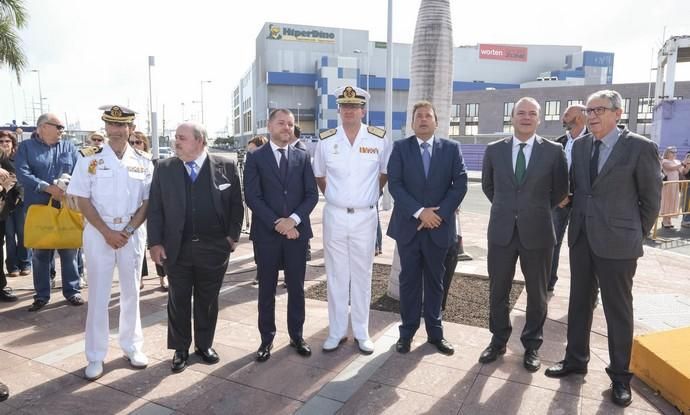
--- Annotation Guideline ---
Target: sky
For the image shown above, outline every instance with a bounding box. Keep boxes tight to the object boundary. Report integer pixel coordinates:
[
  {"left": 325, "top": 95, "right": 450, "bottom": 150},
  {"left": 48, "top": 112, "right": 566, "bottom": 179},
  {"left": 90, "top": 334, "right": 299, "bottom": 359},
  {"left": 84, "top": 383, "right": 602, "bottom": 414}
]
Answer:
[{"left": 1, "top": 0, "right": 689, "bottom": 135}]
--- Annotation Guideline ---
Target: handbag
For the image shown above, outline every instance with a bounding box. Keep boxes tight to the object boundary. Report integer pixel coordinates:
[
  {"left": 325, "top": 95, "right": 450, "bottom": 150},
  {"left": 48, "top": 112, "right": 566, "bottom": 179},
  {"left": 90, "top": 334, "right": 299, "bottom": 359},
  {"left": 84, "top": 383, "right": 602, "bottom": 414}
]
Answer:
[{"left": 24, "top": 197, "right": 84, "bottom": 249}]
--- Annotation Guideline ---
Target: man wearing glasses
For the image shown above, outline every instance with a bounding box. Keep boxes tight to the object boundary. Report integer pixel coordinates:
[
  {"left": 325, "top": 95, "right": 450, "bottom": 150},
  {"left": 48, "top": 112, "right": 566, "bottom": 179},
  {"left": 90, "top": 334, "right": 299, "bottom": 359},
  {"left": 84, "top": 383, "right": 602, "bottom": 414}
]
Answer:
[
  {"left": 15, "top": 113, "right": 82, "bottom": 312},
  {"left": 545, "top": 90, "right": 661, "bottom": 407}
]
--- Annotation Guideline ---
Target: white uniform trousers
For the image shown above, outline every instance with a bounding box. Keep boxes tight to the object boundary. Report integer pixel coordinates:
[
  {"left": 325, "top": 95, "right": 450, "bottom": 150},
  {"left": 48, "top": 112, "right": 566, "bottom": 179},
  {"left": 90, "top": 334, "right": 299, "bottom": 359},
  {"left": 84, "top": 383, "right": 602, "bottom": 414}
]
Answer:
[
  {"left": 323, "top": 203, "right": 378, "bottom": 340},
  {"left": 84, "top": 222, "right": 145, "bottom": 362}
]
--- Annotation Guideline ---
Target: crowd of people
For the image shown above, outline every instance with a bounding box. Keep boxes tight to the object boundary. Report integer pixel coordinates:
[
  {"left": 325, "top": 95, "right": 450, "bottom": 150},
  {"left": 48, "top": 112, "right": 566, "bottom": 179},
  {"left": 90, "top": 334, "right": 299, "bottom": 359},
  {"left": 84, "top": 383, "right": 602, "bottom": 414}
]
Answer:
[{"left": 0, "top": 86, "right": 670, "bottom": 408}]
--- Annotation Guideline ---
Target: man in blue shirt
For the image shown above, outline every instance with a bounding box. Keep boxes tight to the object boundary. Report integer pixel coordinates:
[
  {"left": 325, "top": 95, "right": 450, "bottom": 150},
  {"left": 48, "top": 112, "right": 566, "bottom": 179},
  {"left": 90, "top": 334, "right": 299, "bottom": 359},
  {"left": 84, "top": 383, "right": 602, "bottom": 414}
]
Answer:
[{"left": 15, "top": 113, "right": 82, "bottom": 311}]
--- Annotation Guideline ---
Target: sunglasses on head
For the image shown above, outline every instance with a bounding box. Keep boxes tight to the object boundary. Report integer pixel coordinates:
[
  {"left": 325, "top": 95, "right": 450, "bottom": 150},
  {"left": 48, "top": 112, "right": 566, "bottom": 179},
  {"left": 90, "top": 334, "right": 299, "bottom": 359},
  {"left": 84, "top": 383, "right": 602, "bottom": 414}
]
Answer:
[{"left": 91, "top": 137, "right": 103, "bottom": 142}]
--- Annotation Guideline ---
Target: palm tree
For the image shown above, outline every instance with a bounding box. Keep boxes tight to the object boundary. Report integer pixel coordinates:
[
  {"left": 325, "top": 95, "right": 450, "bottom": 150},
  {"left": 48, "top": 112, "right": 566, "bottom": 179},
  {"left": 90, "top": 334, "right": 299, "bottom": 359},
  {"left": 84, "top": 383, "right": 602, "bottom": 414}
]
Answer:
[{"left": 0, "top": 0, "right": 28, "bottom": 82}]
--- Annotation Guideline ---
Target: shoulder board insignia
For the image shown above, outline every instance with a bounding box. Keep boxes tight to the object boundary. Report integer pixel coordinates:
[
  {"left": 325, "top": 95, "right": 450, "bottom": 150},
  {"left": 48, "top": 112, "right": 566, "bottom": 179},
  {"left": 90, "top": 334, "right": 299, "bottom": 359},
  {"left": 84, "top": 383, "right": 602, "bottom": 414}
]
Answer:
[
  {"left": 79, "top": 146, "right": 102, "bottom": 157},
  {"left": 134, "top": 149, "right": 153, "bottom": 160},
  {"left": 367, "top": 126, "right": 386, "bottom": 138},
  {"left": 319, "top": 128, "right": 337, "bottom": 140}
]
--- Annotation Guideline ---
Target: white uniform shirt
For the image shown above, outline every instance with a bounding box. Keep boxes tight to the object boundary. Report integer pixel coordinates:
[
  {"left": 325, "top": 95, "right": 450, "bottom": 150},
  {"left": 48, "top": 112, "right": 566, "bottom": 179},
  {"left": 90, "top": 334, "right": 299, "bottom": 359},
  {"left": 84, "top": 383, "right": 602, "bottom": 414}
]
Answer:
[
  {"left": 313, "top": 124, "right": 391, "bottom": 208},
  {"left": 67, "top": 144, "right": 153, "bottom": 220}
]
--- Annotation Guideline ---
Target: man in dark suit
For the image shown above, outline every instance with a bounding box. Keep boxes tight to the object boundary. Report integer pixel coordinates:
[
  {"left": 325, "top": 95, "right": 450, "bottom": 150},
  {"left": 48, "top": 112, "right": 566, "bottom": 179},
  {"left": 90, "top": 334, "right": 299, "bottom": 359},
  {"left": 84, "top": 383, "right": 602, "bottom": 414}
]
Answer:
[
  {"left": 244, "top": 109, "right": 318, "bottom": 362},
  {"left": 480, "top": 97, "right": 568, "bottom": 372},
  {"left": 545, "top": 90, "right": 661, "bottom": 407},
  {"left": 387, "top": 101, "right": 467, "bottom": 355},
  {"left": 148, "top": 122, "right": 243, "bottom": 373},
  {"left": 548, "top": 104, "right": 588, "bottom": 291}
]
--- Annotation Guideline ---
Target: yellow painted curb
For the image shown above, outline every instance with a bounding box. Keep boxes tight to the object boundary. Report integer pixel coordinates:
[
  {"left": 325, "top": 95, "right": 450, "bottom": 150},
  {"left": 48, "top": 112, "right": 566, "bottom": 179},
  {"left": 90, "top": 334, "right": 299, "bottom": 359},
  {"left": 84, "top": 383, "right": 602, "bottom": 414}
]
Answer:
[{"left": 631, "top": 327, "right": 690, "bottom": 414}]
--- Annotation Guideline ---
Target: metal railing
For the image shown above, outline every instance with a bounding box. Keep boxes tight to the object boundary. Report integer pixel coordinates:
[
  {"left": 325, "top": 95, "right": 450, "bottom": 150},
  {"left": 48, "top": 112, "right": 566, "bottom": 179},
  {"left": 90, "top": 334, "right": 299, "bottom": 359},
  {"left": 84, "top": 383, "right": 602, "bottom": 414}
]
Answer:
[{"left": 651, "top": 179, "right": 690, "bottom": 239}]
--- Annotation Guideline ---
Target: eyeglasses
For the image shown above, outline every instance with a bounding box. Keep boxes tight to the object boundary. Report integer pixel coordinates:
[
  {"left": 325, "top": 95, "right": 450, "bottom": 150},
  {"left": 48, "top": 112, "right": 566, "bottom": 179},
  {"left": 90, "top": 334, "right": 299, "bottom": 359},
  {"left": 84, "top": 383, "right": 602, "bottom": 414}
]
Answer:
[
  {"left": 90, "top": 138, "right": 103, "bottom": 142},
  {"left": 44, "top": 122, "right": 65, "bottom": 130},
  {"left": 129, "top": 140, "right": 143, "bottom": 145},
  {"left": 585, "top": 107, "right": 613, "bottom": 116}
]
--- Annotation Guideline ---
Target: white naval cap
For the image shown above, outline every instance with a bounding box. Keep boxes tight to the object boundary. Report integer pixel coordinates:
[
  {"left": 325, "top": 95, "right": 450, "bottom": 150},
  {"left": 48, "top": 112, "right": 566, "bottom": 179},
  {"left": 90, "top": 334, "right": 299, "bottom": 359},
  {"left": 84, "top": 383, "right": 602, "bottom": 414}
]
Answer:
[{"left": 334, "top": 85, "right": 370, "bottom": 105}]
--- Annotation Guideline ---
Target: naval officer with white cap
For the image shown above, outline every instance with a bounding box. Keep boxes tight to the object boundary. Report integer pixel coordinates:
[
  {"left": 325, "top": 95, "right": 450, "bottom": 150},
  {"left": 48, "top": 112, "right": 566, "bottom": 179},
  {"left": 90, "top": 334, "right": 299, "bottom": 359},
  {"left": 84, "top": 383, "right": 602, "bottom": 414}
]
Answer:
[
  {"left": 67, "top": 105, "right": 153, "bottom": 380},
  {"left": 313, "top": 85, "right": 392, "bottom": 354}
]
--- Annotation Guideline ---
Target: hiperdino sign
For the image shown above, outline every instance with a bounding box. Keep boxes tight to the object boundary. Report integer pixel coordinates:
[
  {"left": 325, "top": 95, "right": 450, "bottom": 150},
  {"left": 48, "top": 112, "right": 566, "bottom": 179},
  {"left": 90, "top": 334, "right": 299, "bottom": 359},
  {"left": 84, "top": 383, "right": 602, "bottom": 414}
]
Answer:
[{"left": 267, "top": 24, "right": 336, "bottom": 43}]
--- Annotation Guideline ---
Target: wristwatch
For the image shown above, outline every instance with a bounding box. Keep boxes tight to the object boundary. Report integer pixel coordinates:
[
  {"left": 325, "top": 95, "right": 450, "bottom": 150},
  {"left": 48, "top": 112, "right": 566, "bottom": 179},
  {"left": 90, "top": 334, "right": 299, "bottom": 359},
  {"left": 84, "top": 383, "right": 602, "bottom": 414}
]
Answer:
[{"left": 124, "top": 224, "right": 136, "bottom": 236}]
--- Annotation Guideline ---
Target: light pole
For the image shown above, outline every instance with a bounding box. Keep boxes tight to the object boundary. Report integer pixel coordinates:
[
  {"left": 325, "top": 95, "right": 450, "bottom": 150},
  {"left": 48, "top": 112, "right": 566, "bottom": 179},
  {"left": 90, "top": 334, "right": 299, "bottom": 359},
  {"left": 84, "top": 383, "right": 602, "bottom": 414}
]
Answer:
[
  {"left": 31, "top": 69, "right": 44, "bottom": 114},
  {"left": 200, "top": 80, "right": 212, "bottom": 125},
  {"left": 147, "top": 56, "right": 159, "bottom": 158},
  {"left": 297, "top": 102, "right": 301, "bottom": 125},
  {"left": 181, "top": 102, "right": 185, "bottom": 122},
  {"left": 353, "top": 49, "right": 370, "bottom": 124}
]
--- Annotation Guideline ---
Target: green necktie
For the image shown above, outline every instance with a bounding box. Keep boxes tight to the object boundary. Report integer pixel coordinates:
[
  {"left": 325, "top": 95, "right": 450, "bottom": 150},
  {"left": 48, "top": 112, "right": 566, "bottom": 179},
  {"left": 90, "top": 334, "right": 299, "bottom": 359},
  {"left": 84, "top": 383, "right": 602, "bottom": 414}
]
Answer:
[{"left": 515, "top": 143, "right": 526, "bottom": 184}]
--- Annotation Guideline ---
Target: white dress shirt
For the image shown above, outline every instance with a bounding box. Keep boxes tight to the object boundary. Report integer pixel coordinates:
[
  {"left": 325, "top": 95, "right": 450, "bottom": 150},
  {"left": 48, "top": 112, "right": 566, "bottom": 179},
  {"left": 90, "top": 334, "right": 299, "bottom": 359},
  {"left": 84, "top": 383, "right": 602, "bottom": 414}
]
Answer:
[
  {"left": 512, "top": 135, "right": 536, "bottom": 172},
  {"left": 268, "top": 140, "right": 301, "bottom": 225}
]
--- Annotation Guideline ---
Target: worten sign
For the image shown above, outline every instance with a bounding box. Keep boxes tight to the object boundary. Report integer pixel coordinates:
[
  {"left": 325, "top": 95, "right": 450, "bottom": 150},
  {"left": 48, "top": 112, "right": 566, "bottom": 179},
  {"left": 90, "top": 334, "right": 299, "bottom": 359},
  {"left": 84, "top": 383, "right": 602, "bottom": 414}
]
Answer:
[
  {"left": 267, "top": 24, "right": 336, "bottom": 44},
  {"left": 479, "top": 44, "right": 528, "bottom": 62}
]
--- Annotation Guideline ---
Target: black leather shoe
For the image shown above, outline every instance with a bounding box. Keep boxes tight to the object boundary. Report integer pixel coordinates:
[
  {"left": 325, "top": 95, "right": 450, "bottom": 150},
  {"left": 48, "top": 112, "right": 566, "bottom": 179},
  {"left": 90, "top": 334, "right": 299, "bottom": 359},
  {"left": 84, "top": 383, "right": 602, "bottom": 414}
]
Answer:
[
  {"left": 0, "top": 288, "right": 17, "bottom": 302},
  {"left": 0, "top": 380, "right": 8, "bottom": 402},
  {"left": 523, "top": 349, "right": 541, "bottom": 372},
  {"left": 478, "top": 344, "right": 506, "bottom": 363},
  {"left": 290, "top": 338, "right": 312, "bottom": 357},
  {"left": 195, "top": 347, "right": 220, "bottom": 364},
  {"left": 28, "top": 298, "right": 48, "bottom": 312},
  {"left": 428, "top": 338, "right": 454, "bottom": 356},
  {"left": 396, "top": 337, "right": 411, "bottom": 354},
  {"left": 256, "top": 343, "right": 273, "bottom": 362},
  {"left": 171, "top": 350, "right": 189, "bottom": 373},
  {"left": 544, "top": 360, "right": 588, "bottom": 378},
  {"left": 611, "top": 381, "right": 632, "bottom": 407}
]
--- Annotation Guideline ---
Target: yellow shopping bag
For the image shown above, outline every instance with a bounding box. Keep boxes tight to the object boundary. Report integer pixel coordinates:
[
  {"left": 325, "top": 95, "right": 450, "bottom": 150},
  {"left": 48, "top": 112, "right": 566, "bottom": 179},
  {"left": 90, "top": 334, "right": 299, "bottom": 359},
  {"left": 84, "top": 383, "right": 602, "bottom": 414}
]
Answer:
[{"left": 24, "top": 197, "right": 84, "bottom": 249}]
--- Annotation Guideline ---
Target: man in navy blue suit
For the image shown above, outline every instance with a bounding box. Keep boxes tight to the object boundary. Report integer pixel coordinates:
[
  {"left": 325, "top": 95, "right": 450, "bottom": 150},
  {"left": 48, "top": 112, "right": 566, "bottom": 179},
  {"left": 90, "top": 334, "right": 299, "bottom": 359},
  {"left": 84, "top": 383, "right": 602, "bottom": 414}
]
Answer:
[
  {"left": 387, "top": 101, "right": 468, "bottom": 355},
  {"left": 243, "top": 109, "right": 319, "bottom": 362}
]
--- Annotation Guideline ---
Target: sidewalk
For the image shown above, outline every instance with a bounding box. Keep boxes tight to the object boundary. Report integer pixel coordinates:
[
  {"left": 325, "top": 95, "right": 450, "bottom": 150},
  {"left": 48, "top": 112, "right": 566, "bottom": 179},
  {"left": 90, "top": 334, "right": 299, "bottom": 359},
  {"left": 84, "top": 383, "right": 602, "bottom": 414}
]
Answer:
[{"left": 0, "top": 196, "right": 686, "bottom": 414}]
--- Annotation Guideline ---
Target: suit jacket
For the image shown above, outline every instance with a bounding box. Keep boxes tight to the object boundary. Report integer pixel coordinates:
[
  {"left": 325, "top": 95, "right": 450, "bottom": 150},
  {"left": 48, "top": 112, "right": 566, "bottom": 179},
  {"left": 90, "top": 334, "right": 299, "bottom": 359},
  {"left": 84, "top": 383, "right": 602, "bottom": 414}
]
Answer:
[
  {"left": 243, "top": 142, "right": 318, "bottom": 242},
  {"left": 555, "top": 128, "right": 588, "bottom": 149},
  {"left": 482, "top": 136, "right": 569, "bottom": 249},
  {"left": 387, "top": 136, "right": 467, "bottom": 248},
  {"left": 568, "top": 128, "right": 661, "bottom": 259},
  {"left": 147, "top": 153, "right": 244, "bottom": 264}
]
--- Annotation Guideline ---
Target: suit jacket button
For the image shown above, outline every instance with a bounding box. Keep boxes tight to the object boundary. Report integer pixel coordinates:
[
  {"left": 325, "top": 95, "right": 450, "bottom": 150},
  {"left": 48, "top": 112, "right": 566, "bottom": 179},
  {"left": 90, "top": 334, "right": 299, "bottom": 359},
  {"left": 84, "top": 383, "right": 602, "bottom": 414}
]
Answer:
[{"left": 284, "top": 190, "right": 287, "bottom": 195}]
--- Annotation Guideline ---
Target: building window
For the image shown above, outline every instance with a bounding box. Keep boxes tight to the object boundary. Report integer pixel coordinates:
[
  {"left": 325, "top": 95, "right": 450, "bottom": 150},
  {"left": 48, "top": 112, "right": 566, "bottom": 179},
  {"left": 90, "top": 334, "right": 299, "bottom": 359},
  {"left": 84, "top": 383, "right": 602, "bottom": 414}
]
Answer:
[
  {"left": 243, "top": 110, "right": 252, "bottom": 133},
  {"left": 450, "top": 104, "right": 461, "bottom": 121},
  {"left": 544, "top": 100, "right": 561, "bottom": 121},
  {"left": 637, "top": 97, "right": 654, "bottom": 121},
  {"left": 464, "top": 103, "right": 479, "bottom": 136},
  {"left": 566, "top": 99, "right": 583, "bottom": 108},
  {"left": 503, "top": 102, "right": 514, "bottom": 133},
  {"left": 449, "top": 125, "right": 461, "bottom": 136},
  {"left": 620, "top": 98, "right": 630, "bottom": 123},
  {"left": 503, "top": 124, "right": 514, "bottom": 134}
]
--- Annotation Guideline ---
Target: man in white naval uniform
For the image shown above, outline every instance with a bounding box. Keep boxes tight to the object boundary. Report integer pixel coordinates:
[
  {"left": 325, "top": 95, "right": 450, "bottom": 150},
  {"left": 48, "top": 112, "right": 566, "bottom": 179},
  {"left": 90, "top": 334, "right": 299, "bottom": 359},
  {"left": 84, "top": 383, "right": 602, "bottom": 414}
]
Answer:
[
  {"left": 67, "top": 105, "right": 153, "bottom": 380},
  {"left": 313, "top": 85, "right": 392, "bottom": 354}
]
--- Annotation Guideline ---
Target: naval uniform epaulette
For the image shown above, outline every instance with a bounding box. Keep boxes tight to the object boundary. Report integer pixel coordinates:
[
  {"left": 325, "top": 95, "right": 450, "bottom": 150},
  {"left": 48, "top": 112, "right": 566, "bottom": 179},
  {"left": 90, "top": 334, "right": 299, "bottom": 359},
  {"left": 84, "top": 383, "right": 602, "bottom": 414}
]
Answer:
[
  {"left": 79, "top": 146, "right": 103, "bottom": 157},
  {"left": 367, "top": 126, "right": 386, "bottom": 138},
  {"left": 319, "top": 128, "right": 337, "bottom": 140},
  {"left": 134, "top": 148, "right": 152, "bottom": 160}
]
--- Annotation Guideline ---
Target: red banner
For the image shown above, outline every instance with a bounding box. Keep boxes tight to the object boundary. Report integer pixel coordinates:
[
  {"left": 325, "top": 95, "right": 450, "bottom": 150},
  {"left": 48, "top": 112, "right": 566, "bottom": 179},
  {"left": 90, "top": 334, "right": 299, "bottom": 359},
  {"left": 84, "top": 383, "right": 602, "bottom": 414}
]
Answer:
[{"left": 479, "top": 44, "right": 528, "bottom": 62}]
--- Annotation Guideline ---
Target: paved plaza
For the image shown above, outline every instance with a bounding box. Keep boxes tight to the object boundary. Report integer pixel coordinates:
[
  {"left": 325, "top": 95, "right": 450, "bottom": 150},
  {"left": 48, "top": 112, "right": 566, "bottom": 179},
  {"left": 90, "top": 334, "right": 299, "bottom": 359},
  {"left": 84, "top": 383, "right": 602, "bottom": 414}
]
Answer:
[{"left": 0, "top": 184, "right": 688, "bottom": 414}]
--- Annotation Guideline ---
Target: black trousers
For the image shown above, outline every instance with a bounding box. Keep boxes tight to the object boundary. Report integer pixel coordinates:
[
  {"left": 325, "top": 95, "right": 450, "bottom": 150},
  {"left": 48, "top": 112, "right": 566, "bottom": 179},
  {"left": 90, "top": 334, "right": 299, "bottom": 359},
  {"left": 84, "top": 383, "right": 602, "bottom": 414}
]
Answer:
[
  {"left": 566, "top": 229, "right": 636, "bottom": 384},
  {"left": 0, "top": 221, "right": 6, "bottom": 290},
  {"left": 165, "top": 237, "right": 230, "bottom": 351},
  {"left": 487, "top": 229, "right": 551, "bottom": 350},
  {"left": 255, "top": 238, "right": 308, "bottom": 345}
]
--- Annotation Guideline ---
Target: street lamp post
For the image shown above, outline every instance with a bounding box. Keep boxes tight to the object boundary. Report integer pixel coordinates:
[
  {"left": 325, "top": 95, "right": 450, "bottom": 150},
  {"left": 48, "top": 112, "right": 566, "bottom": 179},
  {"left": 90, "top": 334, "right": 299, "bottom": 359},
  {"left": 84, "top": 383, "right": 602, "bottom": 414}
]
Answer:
[
  {"left": 181, "top": 102, "right": 185, "bottom": 122},
  {"left": 31, "top": 69, "right": 44, "bottom": 114},
  {"left": 353, "top": 49, "right": 370, "bottom": 124},
  {"left": 297, "top": 102, "right": 301, "bottom": 125},
  {"left": 200, "top": 80, "right": 212, "bottom": 125}
]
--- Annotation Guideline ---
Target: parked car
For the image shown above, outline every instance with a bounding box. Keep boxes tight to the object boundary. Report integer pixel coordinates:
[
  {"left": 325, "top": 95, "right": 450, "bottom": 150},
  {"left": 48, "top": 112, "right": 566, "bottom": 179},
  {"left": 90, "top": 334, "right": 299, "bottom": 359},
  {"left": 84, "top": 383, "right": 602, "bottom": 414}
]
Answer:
[{"left": 158, "top": 146, "right": 172, "bottom": 159}]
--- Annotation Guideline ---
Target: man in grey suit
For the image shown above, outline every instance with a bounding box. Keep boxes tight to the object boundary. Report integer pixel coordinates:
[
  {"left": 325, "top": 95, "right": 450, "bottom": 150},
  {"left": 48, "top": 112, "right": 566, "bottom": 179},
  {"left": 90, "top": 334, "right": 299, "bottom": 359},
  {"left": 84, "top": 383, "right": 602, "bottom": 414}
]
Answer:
[
  {"left": 545, "top": 90, "right": 661, "bottom": 408},
  {"left": 480, "top": 97, "right": 568, "bottom": 372}
]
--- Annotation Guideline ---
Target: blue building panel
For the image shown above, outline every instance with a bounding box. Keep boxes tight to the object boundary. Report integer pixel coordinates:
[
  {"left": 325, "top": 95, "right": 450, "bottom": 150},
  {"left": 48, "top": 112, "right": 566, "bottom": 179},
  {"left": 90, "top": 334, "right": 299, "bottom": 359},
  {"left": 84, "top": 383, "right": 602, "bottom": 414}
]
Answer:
[
  {"left": 583, "top": 51, "right": 614, "bottom": 67},
  {"left": 321, "top": 56, "right": 328, "bottom": 66},
  {"left": 550, "top": 70, "right": 585, "bottom": 80},
  {"left": 368, "top": 111, "right": 407, "bottom": 129},
  {"left": 338, "top": 67, "right": 343, "bottom": 79},
  {"left": 367, "top": 77, "right": 410, "bottom": 91},
  {"left": 327, "top": 95, "right": 337, "bottom": 109},
  {"left": 452, "top": 81, "right": 520, "bottom": 91},
  {"left": 319, "top": 77, "right": 327, "bottom": 94},
  {"left": 327, "top": 119, "right": 338, "bottom": 129},
  {"left": 266, "top": 72, "right": 316, "bottom": 86}
]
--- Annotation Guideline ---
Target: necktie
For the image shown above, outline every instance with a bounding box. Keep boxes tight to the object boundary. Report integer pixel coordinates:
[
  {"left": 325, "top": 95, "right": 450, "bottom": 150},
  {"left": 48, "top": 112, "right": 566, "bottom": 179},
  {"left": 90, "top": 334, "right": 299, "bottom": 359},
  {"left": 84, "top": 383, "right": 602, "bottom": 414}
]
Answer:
[
  {"left": 421, "top": 142, "right": 431, "bottom": 177},
  {"left": 590, "top": 140, "right": 602, "bottom": 185},
  {"left": 515, "top": 143, "right": 526, "bottom": 184},
  {"left": 277, "top": 148, "right": 288, "bottom": 182},
  {"left": 186, "top": 161, "right": 197, "bottom": 182}
]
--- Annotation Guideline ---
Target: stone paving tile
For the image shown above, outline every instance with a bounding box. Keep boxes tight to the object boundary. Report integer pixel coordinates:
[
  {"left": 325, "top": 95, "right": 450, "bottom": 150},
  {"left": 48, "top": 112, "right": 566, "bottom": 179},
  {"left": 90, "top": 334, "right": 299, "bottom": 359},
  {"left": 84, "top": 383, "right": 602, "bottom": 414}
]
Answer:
[
  {"left": 458, "top": 374, "right": 582, "bottom": 415},
  {"left": 91, "top": 359, "right": 222, "bottom": 410},
  {"left": 1, "top": 360, "right": 85, "bottom": 409},
  {"left": 393, "top": 340, "right": 485, "bottom": 374},
  {"left": 337, "top": 381, "right": 462, "bottom": 415},
  {"left": 213, "top": 320, "right": 291, "bottom": 353},
  {"left": 284, "top": 339, "right": 361, "bottom": 373},
  {"left": 580, "top": 396, "right": 666, "bottom": 415},
  {"left": 228, "top": 356, "right": 337, "bottom": 401},
  {"left": 18, "top": 381, "right": 150, "bottom": 415},
  {"left": 180, "top": 378, "right": 302, "bottom": 415},
  {"left": 180, "top": 343, "right": 255, "bottom": 379},
  {"left": 370, "top": 354, "right": 478, "bottom": 401},
  {"left": 0, "top": 348, "right": 29, "bottom": 370}
]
